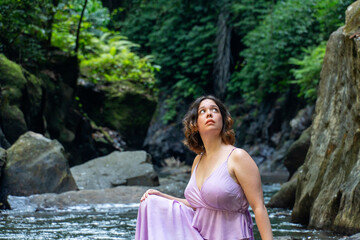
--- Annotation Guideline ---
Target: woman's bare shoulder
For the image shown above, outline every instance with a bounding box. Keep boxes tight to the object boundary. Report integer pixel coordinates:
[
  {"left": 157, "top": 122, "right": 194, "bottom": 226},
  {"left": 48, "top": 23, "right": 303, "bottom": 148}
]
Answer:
[
  {"left": 230, "top": 148, "right": 256, "bottom": 169},
  {"left": 230, "top": 148, "right": 260, "bottom": 181}
]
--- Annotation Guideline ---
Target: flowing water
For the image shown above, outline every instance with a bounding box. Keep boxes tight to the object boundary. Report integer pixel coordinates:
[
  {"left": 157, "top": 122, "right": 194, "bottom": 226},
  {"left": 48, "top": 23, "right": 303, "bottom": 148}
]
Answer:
[{"left": 0, "top": 184, "right": 345, "bottom": 240}]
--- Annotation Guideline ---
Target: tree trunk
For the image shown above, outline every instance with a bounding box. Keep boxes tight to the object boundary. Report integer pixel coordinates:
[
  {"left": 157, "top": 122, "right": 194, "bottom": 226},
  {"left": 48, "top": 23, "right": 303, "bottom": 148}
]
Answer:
[
  {"left": 74, "top": 0, "right": 88, "bottom": 54},
  {"left": 213, "top": 2, "right": 231, "bottom": 100}
]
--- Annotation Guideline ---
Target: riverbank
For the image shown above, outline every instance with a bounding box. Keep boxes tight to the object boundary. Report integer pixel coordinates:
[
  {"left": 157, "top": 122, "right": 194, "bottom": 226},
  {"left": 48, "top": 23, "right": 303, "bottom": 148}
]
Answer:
[
  {"left": 1, "top": 183, "right": 351, "bottom": 240},
  {"left": 2, "top": 165, "right": 355, "bottom": 239}
]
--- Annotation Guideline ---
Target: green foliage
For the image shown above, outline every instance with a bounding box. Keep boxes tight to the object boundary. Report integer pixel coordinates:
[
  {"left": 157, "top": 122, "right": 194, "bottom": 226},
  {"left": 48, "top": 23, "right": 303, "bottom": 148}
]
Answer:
[
  {"left": 314, "top": 0, "right": 354, "bottom": 38},
  {"left": 0, "top": 0, "right": 55, "bottom": 67},
  {"left": 51, "top": 0, "right": 110, "bottom": 54},
  {"left": 229, "top": 0, "right": 273, "bottom": 37},
  {"left": 51, "top": 0, "right": 158, "bottom": 96},
  {"left": 228, "top": 0, "right": 322, "bottom": 104},
  {"left": 289, "top": 41, "right": 327, "bottom": 102},
  {"left": 1, "top": 0, "right": 354, "bottom": 119},
  {"left": 80, "top": 33, "right": 159, "bottom": 93},
  {"left": 119, "top": 0, "right": 219, "bottom": 122},
  {"left": 227, "top": 0, "right": 351, "bottom": 104}
]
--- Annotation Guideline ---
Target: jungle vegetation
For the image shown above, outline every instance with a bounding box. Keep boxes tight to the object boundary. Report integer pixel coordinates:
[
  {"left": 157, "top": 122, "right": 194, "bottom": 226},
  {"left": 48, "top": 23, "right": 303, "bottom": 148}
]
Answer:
[{"left": 0, "top": 0, "right": 353, "bottom": 122}]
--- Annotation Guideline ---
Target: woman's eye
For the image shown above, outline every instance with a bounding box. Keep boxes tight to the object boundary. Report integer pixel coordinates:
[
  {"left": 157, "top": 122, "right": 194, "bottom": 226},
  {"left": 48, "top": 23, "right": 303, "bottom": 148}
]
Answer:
[
  {"left": 199, "top": 109, "right": 205, "bottom": 114},
  {"left": 212, "top": 108, "right": 218, "bottom": 112}
]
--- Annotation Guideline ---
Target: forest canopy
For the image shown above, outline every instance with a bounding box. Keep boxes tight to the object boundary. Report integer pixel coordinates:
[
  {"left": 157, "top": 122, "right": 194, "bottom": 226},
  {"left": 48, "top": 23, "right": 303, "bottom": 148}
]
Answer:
[{"left": 0, "top": 0, "right": 353, "bottom": 122}]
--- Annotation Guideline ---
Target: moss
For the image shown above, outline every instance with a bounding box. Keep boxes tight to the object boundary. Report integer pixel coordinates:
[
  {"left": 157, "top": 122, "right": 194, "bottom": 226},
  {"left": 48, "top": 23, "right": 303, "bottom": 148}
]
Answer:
[
  {"left": 344, "top": 1, "right": 360, "bottom": 35},
  {"left": 0, "top": 54, "right": 27, "bottom": 105},
  {"left": 102, "top": 90, "right": 157, "bottom": 147},
  {"left": 0, "top": 105, "right": 27, "bottom": 143},
  {"left": 24, "top": 70, "right": 43, "bottom": 107}
]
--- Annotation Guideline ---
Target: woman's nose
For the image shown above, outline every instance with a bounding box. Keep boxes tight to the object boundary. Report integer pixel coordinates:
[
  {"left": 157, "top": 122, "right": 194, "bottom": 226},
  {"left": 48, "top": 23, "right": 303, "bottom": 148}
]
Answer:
[{"left": 206, "top": 110, "right": 212, "bottom": 117}]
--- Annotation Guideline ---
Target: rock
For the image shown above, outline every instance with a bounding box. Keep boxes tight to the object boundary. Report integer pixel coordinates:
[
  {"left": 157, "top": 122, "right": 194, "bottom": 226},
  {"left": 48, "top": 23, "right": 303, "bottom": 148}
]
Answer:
[
  {"left": 7, "top": 186, "right": 148, "bottom": 210},
  {"left": 267, "top": 170, "right": 299, "bottom": 209},
  {"left": 230, "top": 90, "right": 309, "bottom": 173},
  {"left": 260, "top": 171, "right": 289, "bottom": 184},
  {"left": 70, "top": 151, "right": 159, "bottom": 190},
  {"left": 0, "top": 54, "right": 27, "bottom": 105},
  {"left": 21, "top": 69, "right": 44, "bottom": 132},
  {"left": 291, "top": 5, "right": 360, "bottom": 234},
  {"left": 0, "top": 54, "right": 45, "bottom": 143},
  {"left": 0, "top": 127, "right": 10, "bottom": 149},
  {"left": 0, "top": 147, "right": 6, "bottom": 178},
  {"left": 343, "top": 233, "right": 360, "bottom": 240},
  {"left": 0, "top": 132, "right": 78, "bottom": 207},
  {"left": 156, "top": 164, "right": 192, "bottom": 198},
  {"left": 0, "top": 105, "right": 27, "bottom": 143},
  {"left": 143, "top": 95, "right": 195, "bottom": 166},
  {"left": 7, "top": 165, "right": 191, "bottom": 210},
  {"left": 267, "top": 140, "right": 293, "bottom": 173},
  {"left": 145, "top": 121, "right": 195, "bottom": 166},
  {"left": 344, "top": 1, "right": 360, "bottom": 35},
  {"left": 77, "top": 82, "right": 157, "bottom": 149},
  {"left": 284, "top": 127, "right": 311, "bottom": 178},
  {"left": 289, "top": 105, "right": 314, "bottom": 139}
]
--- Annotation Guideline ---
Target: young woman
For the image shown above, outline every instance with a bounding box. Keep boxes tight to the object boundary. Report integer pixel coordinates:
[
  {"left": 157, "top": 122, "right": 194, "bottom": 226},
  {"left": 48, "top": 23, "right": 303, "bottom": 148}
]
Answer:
[{"left": 136, "top": 95, "right": 273, "bottom": 240}]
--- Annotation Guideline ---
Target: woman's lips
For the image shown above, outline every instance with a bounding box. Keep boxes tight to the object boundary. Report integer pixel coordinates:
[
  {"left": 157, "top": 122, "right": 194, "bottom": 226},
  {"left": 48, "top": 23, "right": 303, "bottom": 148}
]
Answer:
[{"left": 205, "top": 120, "right": 215, "bottom": 125}]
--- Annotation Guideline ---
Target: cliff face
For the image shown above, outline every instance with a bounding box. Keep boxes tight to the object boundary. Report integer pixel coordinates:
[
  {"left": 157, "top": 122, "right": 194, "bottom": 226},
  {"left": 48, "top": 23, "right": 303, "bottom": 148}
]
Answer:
[{"left": 291, "top": 1, "right": 360, "bottom": 234}]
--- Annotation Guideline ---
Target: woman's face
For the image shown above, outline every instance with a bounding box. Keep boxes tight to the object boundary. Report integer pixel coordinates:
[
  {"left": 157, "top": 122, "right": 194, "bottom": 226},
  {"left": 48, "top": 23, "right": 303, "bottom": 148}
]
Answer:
[{"left": 196, "top": 99, "right": 223, "bottom": 136}]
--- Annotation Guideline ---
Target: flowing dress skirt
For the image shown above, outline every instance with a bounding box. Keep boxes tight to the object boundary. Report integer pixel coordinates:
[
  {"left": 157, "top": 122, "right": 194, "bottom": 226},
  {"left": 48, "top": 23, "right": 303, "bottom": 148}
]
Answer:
[{"left": 135, "top": 195, "right": 204, "bottom": 240}]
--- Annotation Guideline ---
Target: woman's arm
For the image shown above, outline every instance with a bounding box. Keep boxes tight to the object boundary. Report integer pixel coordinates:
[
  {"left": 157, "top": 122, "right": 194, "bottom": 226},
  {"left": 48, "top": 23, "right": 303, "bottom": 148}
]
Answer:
[
  {"left": 230, "top": 149, "right": 273, "bottom": 240},
  {"left": 140, "top": 189, "right": 191, "bottom": 207},
  {"left": 140, "top": 154, "right": 202, "bottom": 208}
]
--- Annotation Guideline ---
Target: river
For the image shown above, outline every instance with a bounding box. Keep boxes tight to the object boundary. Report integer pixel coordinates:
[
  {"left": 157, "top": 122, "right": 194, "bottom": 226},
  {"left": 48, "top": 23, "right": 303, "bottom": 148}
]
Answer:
[{"left": 0, "top": 184, "right": 346, "bottom": 239}]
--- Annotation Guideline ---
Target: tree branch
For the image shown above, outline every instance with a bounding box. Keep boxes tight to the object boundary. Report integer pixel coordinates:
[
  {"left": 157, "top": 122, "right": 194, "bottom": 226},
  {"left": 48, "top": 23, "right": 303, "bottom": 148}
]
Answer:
[{"left": 74, "top": 0, "right": 88, "bottom": 54}]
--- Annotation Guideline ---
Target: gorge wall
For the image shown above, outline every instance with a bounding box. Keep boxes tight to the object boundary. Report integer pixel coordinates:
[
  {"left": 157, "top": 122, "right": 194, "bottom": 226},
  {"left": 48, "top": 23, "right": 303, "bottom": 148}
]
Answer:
[{"left": 291, "top": 1, "right": 360, "bottom": 234}]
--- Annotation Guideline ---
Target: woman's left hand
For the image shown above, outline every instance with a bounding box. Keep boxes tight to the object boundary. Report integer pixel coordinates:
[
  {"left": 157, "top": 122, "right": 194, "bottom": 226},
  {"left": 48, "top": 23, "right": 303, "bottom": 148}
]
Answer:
[{"left": 140, "top": 189, "right": 162, "bottom": 202}]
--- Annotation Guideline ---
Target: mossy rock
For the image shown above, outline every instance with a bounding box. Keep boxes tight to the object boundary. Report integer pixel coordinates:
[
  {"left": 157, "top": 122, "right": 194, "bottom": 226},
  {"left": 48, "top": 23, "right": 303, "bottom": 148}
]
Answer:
[
  {"left": 0, "top": 54, "right": 27, "bottom": 105},
  {"left": 0, "top": 105, "right": 27, "bottom": 143},
  {"left": 23, "top": 70, "right": 43, "bottom": 112},
  {"left": 102, "top": 90, "right": 157, "bottom": 147},
  {"left": 344, "top": 0, "right": 360, "bottom": 35},
  {"left": 78, "top": 80, "right": 157, "bottom": 148},
  {"left": 0, "top": 132, "right": 78, "bottom": 206}
]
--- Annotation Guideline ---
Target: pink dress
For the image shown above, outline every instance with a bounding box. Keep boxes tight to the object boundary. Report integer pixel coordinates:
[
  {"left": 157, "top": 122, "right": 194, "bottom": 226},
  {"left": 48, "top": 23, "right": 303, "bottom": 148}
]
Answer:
[{"left": 135, "top": 148, "right": 254, "bottom": 240}]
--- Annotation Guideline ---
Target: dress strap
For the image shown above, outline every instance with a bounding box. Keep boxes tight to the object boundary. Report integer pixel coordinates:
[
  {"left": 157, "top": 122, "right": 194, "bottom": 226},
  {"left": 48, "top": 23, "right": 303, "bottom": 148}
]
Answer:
[{"left": 226, "top": 147, "right": 237, "bottom": 161}]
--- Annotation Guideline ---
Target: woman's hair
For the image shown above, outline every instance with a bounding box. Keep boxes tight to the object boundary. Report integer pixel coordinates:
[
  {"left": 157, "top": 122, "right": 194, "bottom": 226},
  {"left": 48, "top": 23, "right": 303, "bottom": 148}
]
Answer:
[{"left": 183, "top": 95, "right": 235, "bottom": 154}]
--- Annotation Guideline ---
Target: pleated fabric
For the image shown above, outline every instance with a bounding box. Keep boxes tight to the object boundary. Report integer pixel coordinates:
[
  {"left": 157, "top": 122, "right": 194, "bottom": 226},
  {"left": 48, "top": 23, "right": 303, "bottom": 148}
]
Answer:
[
  {"left": 135, "top": 195, "right": 203, "bottom": 240},
  {"left": 135, "top": 148, "right": 254, "bottom": 240}
]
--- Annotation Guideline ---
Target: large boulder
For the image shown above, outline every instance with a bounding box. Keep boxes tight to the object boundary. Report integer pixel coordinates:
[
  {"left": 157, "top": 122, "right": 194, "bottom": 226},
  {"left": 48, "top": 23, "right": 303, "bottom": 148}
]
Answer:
[
  {"left": 7, "top": 165, "right": 191, "bottom": 210},
  {"left": 143, "top": 94, "right": 196, "bottom": 166},
  {"left": 0, "top": 54, "right": 44, "bottom": 137},
  {"left": 0, "top": 132, "right": 78, "bottom": 207},
  {"left": 292, "top": 2, "right": 360, "bottom": 234},
  {"left": 0, "top": 105, "right": 28, "bottom": 143},
  {"left": 267, "top": 170, "right": 299, "bottom": 209},
  {"left": 283, "top": 127, "right": 311, "bottom": 178},
  {"left": 0, "top": 147, "right": 5, "bottom": 177},
  {"left": 0, "top": 54, "right": 28, "bottom": 105},
  {"left": 77, "top": 83, "right": 157, "bottom": 149},
  {"left": 70, "top": 151, "right": 159, "bottom": 190},
  {"left": 0, "top": 128, "right": 10, "bottom": 149},
  {"left": 7, "top": 186, "right": 149, "bottom": 210},
  {"left": 0, "top": 51, "right": 118, "bottom": 166}
]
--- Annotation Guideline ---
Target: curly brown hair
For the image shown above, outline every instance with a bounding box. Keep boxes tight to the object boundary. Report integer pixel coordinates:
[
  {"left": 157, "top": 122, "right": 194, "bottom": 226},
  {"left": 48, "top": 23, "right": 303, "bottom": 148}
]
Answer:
[{"left": 183, "top": 95, "right": 235, "bottom": 154}]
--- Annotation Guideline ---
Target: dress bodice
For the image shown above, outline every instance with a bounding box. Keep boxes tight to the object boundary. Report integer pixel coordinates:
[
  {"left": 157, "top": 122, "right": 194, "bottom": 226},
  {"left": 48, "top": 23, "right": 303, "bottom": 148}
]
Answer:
[{"left": 184, "top": 148, "right": 253, "bottom": 240}]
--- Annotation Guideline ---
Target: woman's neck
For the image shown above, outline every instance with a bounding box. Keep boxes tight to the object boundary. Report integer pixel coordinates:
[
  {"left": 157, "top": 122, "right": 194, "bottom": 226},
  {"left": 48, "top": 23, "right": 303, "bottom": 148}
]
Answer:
[{"left": 202, "top": 135, "right": 223, "bottom": 157}]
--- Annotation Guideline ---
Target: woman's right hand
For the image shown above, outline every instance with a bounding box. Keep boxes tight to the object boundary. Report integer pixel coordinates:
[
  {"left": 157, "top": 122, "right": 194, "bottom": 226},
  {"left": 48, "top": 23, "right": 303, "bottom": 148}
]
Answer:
[{"left": 140, "top": 189, "right": 162, "bottom": 202}]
